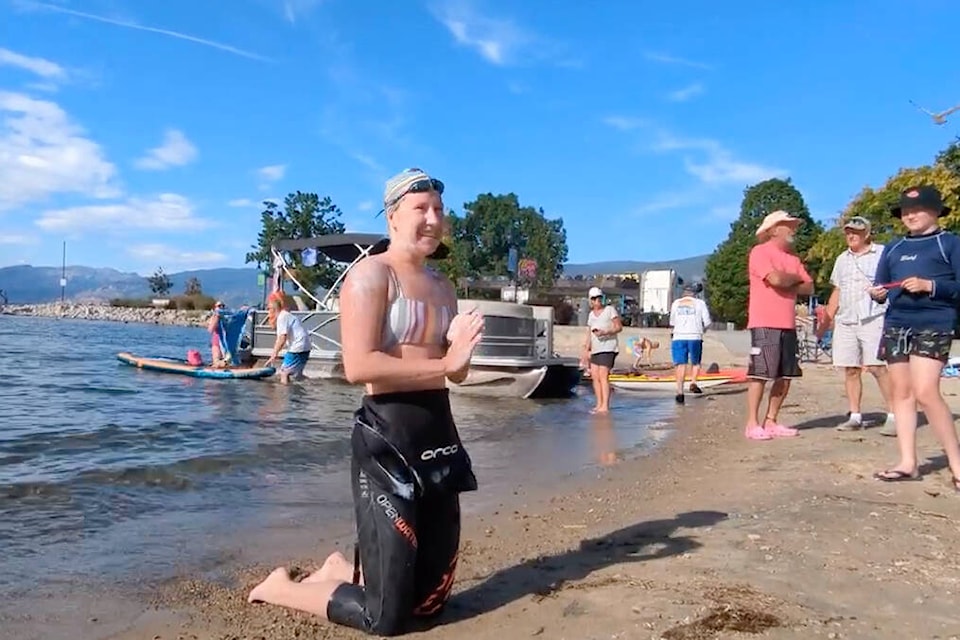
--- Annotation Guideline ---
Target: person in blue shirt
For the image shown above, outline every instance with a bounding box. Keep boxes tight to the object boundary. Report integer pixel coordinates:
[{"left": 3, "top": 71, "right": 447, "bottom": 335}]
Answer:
[{"left": 867, "top": 185, "right": 960, "bottom": 490}]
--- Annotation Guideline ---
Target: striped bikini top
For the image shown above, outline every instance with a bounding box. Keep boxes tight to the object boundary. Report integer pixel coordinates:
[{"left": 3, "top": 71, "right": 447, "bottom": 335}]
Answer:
[{"left": 381, "top": 266, "right": 453, "bottom": 350}]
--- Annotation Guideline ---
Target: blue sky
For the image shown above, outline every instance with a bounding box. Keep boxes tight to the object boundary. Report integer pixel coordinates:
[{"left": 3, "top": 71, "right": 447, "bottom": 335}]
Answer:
[{"left": 0, "top": 0, "right": 958, "bottom": 275}]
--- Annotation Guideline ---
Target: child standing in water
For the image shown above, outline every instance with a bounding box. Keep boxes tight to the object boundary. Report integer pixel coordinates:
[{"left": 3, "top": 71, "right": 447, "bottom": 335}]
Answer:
[{"left": 868, "top": 185, "right": 960, "bottom": 489}]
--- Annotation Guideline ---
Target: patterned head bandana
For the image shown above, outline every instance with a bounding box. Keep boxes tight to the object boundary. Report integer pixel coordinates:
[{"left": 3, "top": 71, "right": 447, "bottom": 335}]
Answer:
[{"left": 382, "top": 168, "right": 444, "bottom": 210}]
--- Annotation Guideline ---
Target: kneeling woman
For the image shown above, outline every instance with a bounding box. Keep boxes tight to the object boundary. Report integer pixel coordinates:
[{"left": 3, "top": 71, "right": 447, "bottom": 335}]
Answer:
[{"left": 248, "top": 168, "right": 484, "bottom": 636}]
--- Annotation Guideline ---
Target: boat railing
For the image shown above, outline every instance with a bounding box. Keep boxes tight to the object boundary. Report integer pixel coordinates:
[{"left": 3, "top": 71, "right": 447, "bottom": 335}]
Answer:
[
  {"left": 532, "top": 306, "right": 555, "bottom": 358},
  {"left": 250, "top": 308, "right": 343, "bottom": 356},
  {"left": 258, "top": 233, "right": 565, "bottom": 365}
]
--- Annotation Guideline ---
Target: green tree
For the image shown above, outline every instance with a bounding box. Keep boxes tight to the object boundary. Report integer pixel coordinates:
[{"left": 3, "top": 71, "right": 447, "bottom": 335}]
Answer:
[
  {"left": 438, "top": 193, "right": 568, "bottom": 291},
  {"left": 245, "top": 192, "right": 347, "bottom": 301},
  {"left": 184, "top": 276, "right": 203, "bottom": 296},
  {"left": 147, "top": 267, "right": 172, "bottom": 296},
  {"left": 806, "top": 163, "right": 960, "bottom": 292},
  {"left": 937, "top": 136, "right": 960, "bottom": 178},
  {"left": 432, "top": 209, "right": 473, "bottom": 291},
  {"left": 704, "top": 178, "right": 822, "bottom": 328}
]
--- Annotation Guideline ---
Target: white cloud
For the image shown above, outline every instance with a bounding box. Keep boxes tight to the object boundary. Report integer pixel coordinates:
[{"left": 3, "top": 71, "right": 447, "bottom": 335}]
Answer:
[
  {"left": 666, "top": 83, "right": 705, "bottom": 103},
  {"left": 126, "top": 243, "right": 227, "bottom": 267},
  {"left": 644, "top": 51, "right": 712, "bottom": 70},
  {"left": 23, "top": 2, "right": 272, "bottom": 62},
  {"left": 227, "top": 198, "right": 255, "bottom": 207},
  {"left": 428, "top": 2, "right": 566, "bottom": 67},
  {"left": 350, "top": 152, "right": 385, "bottom": 175},
  {"left": 601, "top": 115, "right": 649, "bottom": 131},
  {"left": 652, "top": 132, "right": 787, "bottom": 186},
  {"left": 280, "top": 0, "right": 325, "bottom": 24},
  {"left": 684, "top": 155, "right": 785, "bottom": 186},
  {"left": 0, "top": 233, "right": 39, "bottom": 245},
  {"left": 357, "top": 200, "right": 374, "bottom": 212},
  {"left": 36, "top": 194, "right": 212, "bottom": 232},
  {"left": 25, "top": 82, "right": 60, "bottom": 93},
  {"left": 0, "top": 48, "right": 66, "bottom": 80},
  {"left": 256, "top": 164, "right": 286, "bottom": 190},
  {"left": 0, "top": 91, "right": 119, "bottom": 212},
  {"left": 604, "top": 118, "right": 787, "bottom": 217},
  {"left": 634, "top": 191, "right": 707, "bottom": 216},
  {"left": 134, "top": 128, "right": 198, "bottom": 170}
]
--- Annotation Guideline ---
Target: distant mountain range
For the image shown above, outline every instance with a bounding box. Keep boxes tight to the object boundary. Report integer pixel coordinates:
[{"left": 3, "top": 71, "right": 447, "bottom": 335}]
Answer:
[
  {"left": 0, "top": 265, "right": 264, "bottom": 306},
  {"left": 0, "top": 255, "right": 709, "bottom": 304}
]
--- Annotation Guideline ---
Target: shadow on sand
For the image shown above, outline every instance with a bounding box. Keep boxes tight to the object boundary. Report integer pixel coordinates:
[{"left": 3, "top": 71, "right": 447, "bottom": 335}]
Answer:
[
  {"left": 435, "top": 510, "right": 728, "bottom": 626},
  {"left": 792, "top": 411, "right": 960, "bottom": 431}
]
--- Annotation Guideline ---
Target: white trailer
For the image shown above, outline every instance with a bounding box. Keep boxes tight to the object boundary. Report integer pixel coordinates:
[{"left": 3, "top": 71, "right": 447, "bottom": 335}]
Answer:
[{"left": 639, "top": 269, "right": 680, "bottom": 314}]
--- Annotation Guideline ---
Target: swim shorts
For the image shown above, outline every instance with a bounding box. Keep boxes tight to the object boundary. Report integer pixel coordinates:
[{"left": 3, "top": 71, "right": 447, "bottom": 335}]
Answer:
[
  {"left": 747, "top": 328, "right": 801, "bottom": 381},
  {"left": 671, "top": 339, "right": 704, "bottom": 366},
  {"left": 878, "top": 326, "right": 953, "bottom": 364},
  {"left": 279, "top": 351, "right": 310, "bottom": 377}
]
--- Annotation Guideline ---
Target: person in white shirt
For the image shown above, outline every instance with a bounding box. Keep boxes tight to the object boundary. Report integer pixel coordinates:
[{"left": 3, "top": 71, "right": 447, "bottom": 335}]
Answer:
[
  {"left": 264, "top": 297, "right": 312, "bottom": 384},
  {"left": 581, "top": 286, "right": 623, "bottom": 414},
  {"left": 817, "top": 216, "right": 895, "bottom": 434},
  {"left": 669, "top": 285, "right": 712, "bottom": 404}
]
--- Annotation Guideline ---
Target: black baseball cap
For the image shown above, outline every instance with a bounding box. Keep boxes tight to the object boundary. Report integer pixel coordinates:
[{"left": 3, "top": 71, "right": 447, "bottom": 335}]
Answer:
[{"left": 891, "top": 185, "right": 950, "bottom": 219}]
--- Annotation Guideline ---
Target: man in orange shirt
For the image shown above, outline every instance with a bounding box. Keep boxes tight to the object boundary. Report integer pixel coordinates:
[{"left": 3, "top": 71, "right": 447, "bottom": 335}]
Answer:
[{"left": 744, "top": 211, "right": 814, "bottom": 440}]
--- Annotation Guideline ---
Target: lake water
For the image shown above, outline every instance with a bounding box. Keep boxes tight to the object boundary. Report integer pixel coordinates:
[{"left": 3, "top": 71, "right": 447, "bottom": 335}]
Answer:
[{"left": 0, "top": 315, "right": 677, "bottom": 605}]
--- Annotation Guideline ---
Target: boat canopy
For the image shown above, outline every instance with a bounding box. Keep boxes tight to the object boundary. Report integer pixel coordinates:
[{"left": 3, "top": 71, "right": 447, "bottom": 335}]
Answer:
[
  {"left": 268, "top": 233, "right": 451, "bottom": 309},
  {"left": 272, "top": 233, "right": 389, "bottom": 264}
]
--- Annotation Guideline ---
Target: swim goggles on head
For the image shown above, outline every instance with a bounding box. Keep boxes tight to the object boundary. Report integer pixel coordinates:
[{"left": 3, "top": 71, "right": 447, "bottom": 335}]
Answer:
[{"left": 384, "top": 177, "right": 445, "bottom": 209}]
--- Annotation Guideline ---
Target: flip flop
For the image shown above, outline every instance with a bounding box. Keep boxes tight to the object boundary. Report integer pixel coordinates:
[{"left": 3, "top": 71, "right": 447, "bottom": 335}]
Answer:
[{"left": 873, "top": 469, "right": 921, "bottom": 482}]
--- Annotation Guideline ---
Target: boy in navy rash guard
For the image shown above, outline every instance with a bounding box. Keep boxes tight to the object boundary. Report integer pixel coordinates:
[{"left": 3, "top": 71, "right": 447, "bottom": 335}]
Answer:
[{"left": 867, "top": 185, "right": 960, "bottom": 491}]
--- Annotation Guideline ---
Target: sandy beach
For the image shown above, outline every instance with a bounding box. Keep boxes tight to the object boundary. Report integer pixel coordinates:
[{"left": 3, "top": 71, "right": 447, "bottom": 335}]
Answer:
[{"left": 43, "top": 357, "right": 952, "bottom": 640}]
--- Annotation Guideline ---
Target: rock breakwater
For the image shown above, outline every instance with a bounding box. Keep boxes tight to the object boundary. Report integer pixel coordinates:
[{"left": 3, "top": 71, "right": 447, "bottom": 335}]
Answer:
[{"left": 1, "top": 303, "right": 207, "bottom": 327}]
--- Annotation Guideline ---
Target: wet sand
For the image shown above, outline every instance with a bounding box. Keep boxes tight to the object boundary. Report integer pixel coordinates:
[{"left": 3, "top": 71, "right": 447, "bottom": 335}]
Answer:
[{"left": 56, "top": 361, "right": 960, "bottom": 640}]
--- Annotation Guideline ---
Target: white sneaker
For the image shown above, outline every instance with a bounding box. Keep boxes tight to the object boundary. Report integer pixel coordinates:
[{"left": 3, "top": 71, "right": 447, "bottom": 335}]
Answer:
[
  {"left": 877, "top": 414, "right": 897, "bottom": 437},
  {"left": 835, "top": 416, "right": 863, "bottom": 431}
]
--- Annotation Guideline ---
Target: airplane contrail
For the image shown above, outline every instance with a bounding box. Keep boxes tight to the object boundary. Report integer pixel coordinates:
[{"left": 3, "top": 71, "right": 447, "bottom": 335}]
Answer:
[{"left": 24, "top": 1, "right": 274, "bottom": 63}]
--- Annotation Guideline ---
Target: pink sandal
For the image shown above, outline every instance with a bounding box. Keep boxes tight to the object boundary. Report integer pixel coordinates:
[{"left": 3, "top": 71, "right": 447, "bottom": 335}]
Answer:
[
  {"left": 763, "top": 418, "right": 799, "bottom": 438},
  {"left": 745, "top": 425, "right": 772, "bottom": 440}
]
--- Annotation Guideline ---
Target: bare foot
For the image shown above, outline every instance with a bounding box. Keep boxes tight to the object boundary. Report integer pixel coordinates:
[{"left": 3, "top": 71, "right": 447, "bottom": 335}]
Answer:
[
  {"left": 302, "top": 551, "right": 356, "bottom": 584},
  {"left": 248, "top": 567, "right": 291, "bottom": 603}
]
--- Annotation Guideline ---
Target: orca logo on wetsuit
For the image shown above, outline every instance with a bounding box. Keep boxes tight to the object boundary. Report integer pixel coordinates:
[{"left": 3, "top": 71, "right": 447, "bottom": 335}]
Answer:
[{"left": 420, "top": 445, "right": 458, "bottom": 461}]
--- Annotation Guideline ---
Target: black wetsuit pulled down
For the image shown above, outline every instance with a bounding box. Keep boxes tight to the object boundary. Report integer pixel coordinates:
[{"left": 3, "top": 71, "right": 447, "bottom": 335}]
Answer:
[{"left": 327, "top": 388, "right": 477, "bottom": 636}]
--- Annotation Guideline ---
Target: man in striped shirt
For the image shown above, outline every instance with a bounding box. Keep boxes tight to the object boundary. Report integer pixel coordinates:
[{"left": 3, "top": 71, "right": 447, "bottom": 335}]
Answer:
[{"left": 819, "top": 216, "right": 896, "bottom": 434}]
